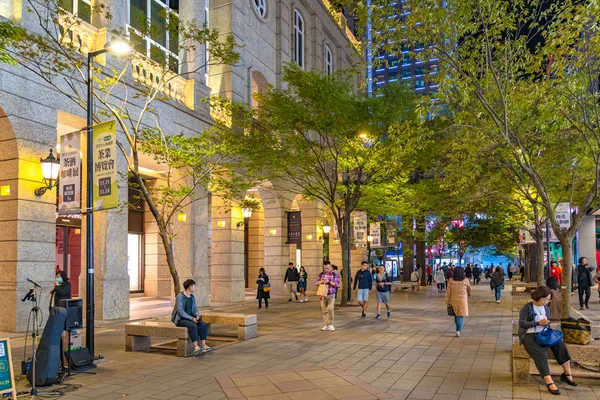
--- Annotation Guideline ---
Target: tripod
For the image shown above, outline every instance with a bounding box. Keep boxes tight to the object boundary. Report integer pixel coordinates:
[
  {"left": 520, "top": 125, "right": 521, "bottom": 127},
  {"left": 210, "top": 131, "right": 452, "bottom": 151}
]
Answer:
[{"left": 22, "top": 286, "right": 41, "bottom": 398}]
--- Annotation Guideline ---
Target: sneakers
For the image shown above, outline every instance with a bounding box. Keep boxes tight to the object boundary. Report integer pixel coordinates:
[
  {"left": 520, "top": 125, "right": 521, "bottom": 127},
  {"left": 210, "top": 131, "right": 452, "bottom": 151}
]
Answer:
[
  {"left": 376, "top": 314, "right": 381, "bottom": 320},
  {"left": 201, "top": 346, "right": 214, "bottom": 353},
  {"left": 321, "top": 325, "right": 335, "bottom": 331},
  {"left": 194, "top": 346, "right": 202, "bottom": 355},
  {"left": 387, "top": 312, "right": 391, "bottom": 318},
  {"left": 496, "top": 300, "right": 500, "bottom": 304},
  {"left": 361, "top": 312, "right": 366, "bottom": 318},
  {"left": 456, "top": 331, "right": 461, "bottom": 337}
]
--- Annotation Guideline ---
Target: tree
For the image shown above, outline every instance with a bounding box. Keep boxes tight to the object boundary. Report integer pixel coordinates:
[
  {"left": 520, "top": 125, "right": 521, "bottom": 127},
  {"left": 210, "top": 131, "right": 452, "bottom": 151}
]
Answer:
[
  {"left": 0, "top": 21, "right": 24, "bottom": 65},
  {"left": 9, "top": 0, "right": 245, "bottom": 296},
  {"left": 353, "top": 0, "right": 600, "bottom": 317},
  {"left": 242, "top": 64, "right": 417, "bottom": 306}
]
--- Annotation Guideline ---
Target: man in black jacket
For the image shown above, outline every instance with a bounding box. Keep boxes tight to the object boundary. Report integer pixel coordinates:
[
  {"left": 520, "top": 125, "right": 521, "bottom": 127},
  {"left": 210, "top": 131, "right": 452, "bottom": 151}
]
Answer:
[
  {"left": 284, "top": 262, "right": 299, "bottom": 302},
  {"left": 575, "top": 257, "right": 595, "bottom": 309}
]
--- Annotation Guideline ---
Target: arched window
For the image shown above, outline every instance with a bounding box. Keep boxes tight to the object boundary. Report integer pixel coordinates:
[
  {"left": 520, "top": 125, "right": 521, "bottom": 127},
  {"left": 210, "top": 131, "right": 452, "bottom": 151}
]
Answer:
[
  {"left": 324, "top": 44, "right": 333, "bottom": 75},
  {"left": 294, "top": 9, "right": 304, "bottom": 69}
]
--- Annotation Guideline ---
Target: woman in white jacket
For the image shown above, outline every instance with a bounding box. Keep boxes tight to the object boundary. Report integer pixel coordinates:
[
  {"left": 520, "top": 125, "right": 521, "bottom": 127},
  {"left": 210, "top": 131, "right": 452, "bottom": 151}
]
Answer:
[{"left": 434, "top": 267, "right": 446, "bottom": 293}]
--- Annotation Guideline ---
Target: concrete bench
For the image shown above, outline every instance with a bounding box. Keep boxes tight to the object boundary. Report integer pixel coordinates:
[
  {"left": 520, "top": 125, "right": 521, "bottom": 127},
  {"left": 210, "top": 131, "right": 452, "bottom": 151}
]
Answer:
[
  {"left": 396, "top": 282, "right": 420, "bottom": 291},
  {"left": 512, "top": 337, "right": 600, "bottom": 383},
  {"left": 512, "top": 282, "right": 538, "bottom": 294},
  {"left": 125, "top": 313, "right": 257, "bottom": 357}
]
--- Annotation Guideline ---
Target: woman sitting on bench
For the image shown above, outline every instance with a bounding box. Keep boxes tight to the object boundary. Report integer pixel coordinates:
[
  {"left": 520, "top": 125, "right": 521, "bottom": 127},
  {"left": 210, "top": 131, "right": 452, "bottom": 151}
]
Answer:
[{"left": 518, "top": 286, "right": 577, "bottom": 395}]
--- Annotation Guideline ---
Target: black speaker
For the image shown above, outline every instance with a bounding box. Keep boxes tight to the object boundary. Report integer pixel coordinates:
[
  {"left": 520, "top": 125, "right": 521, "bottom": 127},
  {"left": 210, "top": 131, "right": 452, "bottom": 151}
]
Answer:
[
  {"left": 65, "top": 348, "right": 96, "bottom": 372},
  {"left": 60, "top": 298, "right": 83, "bottom": 330},
  {"left": 27, "top": 307, "right": 66, "bottom": 386}
]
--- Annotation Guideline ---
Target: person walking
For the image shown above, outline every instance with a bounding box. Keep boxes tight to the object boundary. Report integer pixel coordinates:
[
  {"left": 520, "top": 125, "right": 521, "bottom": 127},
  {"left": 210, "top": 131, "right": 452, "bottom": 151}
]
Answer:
[
  {"left": 354, "top": 261, "right": 373, "bottom": 318},
  {"left": 507, "top": 262, "right": 513, "bottom": 280},
  {"left": 545, "top": 277, "right": 561, "bottom": 322},
  {"left": 446, "top": 267, "right": 471, "bottom": 337},
  {"left": 520, "top": 264, "right": 525, "bottom": 281},
  {"left": 518, "top": 286, "right": 577, "bottom": 395},
  {"left": 375, "top": 265, "right": 392, "bottom": 319},
  {"left": 171, "top": 279, "right": 213, "bottom": 354},
  {"left": 257, "top": 268, "right": 270, "bottom": 309},
  {"left": 434, "top": 266, "right": 446, "bottom": 292},
  {"left": 472, "top": 264, "right": 481, "bottom": 285},
  {"left": 465, "top": 264, "right": 472, "bottom": 283},
  {"left": 550, "top": 261, "right": 562, "bottom": 285},
  {"left": 574, "top": 257, "right": 595, "bottom": 309},
  {"left": 317, "top": 261, "right": 340, "bottom": 331},
  {"left": 426, "top": 265, "right": 433, "bottom": 285},
  {"left": 298, "top": 266, "right": 308, "bottom": 303},
  {"left": 491, "top": 266, "right": 505, "bottom": 304},
  {"left": 284, "top": 262, "right": 299, "bottom": 302}
]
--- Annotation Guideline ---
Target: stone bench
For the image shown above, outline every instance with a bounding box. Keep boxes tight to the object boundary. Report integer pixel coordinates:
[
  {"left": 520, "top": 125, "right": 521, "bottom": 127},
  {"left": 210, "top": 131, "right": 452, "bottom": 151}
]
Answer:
[
  {"left": 396, "top": 282, "right": 420, "bottom": 291},
  {"left": 125, "top": 313, "right": 257, "bottom": 357},
  {"left": 512, "top": 337, "right": 600, "bottom": 383}
]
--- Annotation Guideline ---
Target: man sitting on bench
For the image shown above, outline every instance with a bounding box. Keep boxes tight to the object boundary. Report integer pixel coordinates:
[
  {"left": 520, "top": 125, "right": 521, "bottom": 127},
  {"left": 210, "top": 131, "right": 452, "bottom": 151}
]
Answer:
[{"left": 171, "top": 279, "right": 213, "bottom": 354}]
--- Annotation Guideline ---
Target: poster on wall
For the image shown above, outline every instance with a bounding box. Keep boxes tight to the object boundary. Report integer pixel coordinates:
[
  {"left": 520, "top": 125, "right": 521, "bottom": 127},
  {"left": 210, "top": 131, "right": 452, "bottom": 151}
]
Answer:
[
  {"left": 287, "top": 211, "right": 302, "bottom": 249},
  {"left": 555, "top": 203, "right": 571, "bottom": 230},
  {"left": 58, "top": 131, "right": 81, "bottom": 213},
  {"left": 92, "top": 121, "right": 118, "bottom": 210},
  {"left": 353, "top": 211, "right": 367, "bottom": 246},
  {"left": 370, "top": 221, "right": 381, "bottom": 247}
]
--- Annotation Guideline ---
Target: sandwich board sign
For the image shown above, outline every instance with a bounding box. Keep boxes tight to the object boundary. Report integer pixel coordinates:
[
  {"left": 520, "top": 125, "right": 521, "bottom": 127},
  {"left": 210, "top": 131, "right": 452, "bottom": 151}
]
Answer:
[{"left": 0, "top": 338, "right": 17, "bottom": 399}]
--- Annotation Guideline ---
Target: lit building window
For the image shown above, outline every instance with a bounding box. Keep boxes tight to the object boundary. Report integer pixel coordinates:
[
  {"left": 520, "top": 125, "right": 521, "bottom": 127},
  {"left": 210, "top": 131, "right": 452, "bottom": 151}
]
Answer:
[
  {"left": 128, "top": 0, "right": 180, "bottom": 72},
  {"left": 415, "top": 79, "right": 425, "bottom": 89},
  {"left": 324, "top": 44, "right": 333, "bottom": 75},
  {"left": 294, "top": 9, "right": 305, "bottom": 69},
  {"left": 59, "top": 0, "right": 91, "bottom": 23}
]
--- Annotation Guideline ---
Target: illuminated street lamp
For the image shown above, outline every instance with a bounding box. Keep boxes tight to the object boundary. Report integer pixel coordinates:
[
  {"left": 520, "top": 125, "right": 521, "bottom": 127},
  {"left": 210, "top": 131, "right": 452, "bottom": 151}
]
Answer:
[{"left": 34, "top": 149, "right": 60, "bottom": 196}]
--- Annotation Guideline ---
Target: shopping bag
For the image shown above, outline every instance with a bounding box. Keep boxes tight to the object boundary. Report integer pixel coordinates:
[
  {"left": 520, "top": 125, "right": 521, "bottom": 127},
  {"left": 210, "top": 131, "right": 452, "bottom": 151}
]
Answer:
[
  {"left": 561, "top": 317, "right": 592, "bottom": 345},
  {"left": 316, "top": 284, "right": 329, "bottom": 297}
]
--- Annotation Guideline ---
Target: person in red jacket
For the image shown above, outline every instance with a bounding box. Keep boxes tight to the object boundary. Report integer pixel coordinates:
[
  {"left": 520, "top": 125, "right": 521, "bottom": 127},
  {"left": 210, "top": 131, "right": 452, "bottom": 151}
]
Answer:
[{"left": 550, "top": 260, "right": 562, "bottom": 284}]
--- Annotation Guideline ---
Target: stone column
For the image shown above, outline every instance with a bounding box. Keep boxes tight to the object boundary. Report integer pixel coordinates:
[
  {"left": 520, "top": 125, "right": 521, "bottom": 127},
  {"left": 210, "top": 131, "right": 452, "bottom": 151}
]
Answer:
[
  {"left": 297, "top": 199, "right": 326, "bottom": 294},
  {"left": 210, "top": 195, "right": 245, "bottom": 303},
  {"left": 0, "top": 108, "right": 56, "bottom": 332},
  {"left": 259, "top": 188, "right": 294, "bottom": 297},
  {"left": 578, "top": 215, "right": 597, "bottom": 269},
  {"left": 247, "top": 207, "right": 264, "bottom": 288}
]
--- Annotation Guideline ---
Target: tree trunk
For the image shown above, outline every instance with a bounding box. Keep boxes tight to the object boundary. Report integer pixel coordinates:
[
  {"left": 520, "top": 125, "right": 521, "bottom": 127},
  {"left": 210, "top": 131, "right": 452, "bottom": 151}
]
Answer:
[
  {"left": 523, "top": 245, "right": 530, "bottom": 283},
  {"left": 159, "top": 228, "right": 181, "bottom": 298},
  {"left": 339, "top": 213, "right": 352, "bottom": 307},
  {"left": 536, "top": 236, "right": 545, "bottom": 287},
  {"left": 559, "top": 237, "right": 573, "bottom": 319}
]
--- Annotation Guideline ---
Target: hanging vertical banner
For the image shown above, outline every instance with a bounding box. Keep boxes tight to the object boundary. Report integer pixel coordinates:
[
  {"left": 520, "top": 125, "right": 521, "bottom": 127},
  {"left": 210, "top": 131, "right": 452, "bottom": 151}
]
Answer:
[
  {"left": 353, "top": 211, "right": 368, "bottom": 246},
  {"left": 92, "top": 121, "right": 118, "bottom": 210},
  {"left": 370, "top": 221, "right": 381, "bottom": 248},
  {"left": 287, "top": 211, "right": 302, "bottom": 249},
  {"left": 555, "top": 203, "right": 571, "bottom": 230},
  {"left": 58, "top": 131, "right": 81, "bottom": 214}
]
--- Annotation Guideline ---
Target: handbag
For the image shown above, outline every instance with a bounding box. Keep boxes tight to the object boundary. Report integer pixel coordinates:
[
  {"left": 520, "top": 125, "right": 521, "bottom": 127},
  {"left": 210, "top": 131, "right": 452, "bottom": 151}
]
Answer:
[
  {"left": 447, "top": 304, "right": 455, "bottom": 316},
  {"left": 535, "top": 324, "right": 563, "bottom": 347},
  {"left": 263, "top": 283, "right": 271, "bottom": 292},
  {"left": 561, "top": 317, "right": 591, "bottom": 345},
  {"left": 316, "top": 284, "right": 329, "bottom": 297}
]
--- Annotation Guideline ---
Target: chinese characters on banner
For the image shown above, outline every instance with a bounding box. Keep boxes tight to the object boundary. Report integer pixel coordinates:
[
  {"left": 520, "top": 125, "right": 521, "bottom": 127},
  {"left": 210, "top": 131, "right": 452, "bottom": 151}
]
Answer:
[
  {"left": 92, "top": 121, "right": 118, "bottom": 210},
  {"left": 353, "top": 211, "right": 367, "bottom": 246},
  {"left": 370, "top": 221, "right": 381, "bottom": 247},
  {"left": 58, "top": 131, "right": 81, "bottom": 213},
  {"left": 287, "top": 211, "right": 302, "bottom": 249}
]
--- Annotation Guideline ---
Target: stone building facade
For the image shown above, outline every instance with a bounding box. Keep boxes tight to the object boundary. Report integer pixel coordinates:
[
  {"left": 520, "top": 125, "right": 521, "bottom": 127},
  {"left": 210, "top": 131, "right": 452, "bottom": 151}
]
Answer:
[{"left": 0, "top": 0, "right": 361, "bottom": 332}]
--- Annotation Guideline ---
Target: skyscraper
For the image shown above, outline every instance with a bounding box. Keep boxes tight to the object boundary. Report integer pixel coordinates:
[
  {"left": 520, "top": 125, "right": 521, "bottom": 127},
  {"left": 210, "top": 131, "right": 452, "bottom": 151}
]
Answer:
[{"left": 366, "top": 0, "right": 439, "bottom": 96}]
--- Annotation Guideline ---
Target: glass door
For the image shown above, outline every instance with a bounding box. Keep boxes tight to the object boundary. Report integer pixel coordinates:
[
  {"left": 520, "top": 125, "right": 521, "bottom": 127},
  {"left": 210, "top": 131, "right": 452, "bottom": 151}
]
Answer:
[{"left": 128, "top": 233, "right": 144, "bottom": 292}]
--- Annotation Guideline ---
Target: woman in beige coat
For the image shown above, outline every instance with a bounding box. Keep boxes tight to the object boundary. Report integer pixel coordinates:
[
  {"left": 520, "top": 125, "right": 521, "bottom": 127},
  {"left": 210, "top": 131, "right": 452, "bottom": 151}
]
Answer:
[{"left": 446, "top": 267, "right": 472, "bottom": 337}]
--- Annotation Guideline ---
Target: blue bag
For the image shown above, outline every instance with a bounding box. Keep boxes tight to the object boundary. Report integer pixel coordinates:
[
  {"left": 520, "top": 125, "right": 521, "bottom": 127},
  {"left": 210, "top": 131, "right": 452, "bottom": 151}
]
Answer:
[{"left": 535, "top": 324, "right": 563, "bottom": 347}]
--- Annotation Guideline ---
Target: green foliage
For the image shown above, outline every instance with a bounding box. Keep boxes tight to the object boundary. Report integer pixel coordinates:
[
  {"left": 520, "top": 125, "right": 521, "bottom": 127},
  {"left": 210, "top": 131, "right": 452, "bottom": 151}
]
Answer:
[{"left": 0, "top": 21, "right": 25, "bottom": 65}]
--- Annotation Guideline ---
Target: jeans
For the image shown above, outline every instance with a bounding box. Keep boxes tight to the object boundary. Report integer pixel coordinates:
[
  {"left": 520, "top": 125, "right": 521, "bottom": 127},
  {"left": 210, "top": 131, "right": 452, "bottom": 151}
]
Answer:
[
  {"left": 578, "top": 285, "right": 591, "bottom": 307},
  {"left": 454, "top": 316, "right": 464, "bottom": 332},
  {"left": 494, "top": 286, "right": 502, "bottom": 301},
  {"left": 177, "top": 319, "right": 208, "bottom": 343}
]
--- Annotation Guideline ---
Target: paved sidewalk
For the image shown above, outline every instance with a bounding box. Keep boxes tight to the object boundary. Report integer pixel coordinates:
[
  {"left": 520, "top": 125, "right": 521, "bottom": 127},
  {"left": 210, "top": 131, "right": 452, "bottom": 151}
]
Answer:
[{"left": 9, "top": 282, "right": 600, "bottom": 399}]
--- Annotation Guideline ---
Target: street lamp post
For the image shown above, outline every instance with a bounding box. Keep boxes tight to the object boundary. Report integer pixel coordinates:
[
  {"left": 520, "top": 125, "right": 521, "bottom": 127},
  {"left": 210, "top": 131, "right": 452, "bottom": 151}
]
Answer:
[
  {"left": 241, "top": 207, "right": 253, "bottom": 287},
  {"left": 85, "top": 38, "right": 131, "bottom": 356}
]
